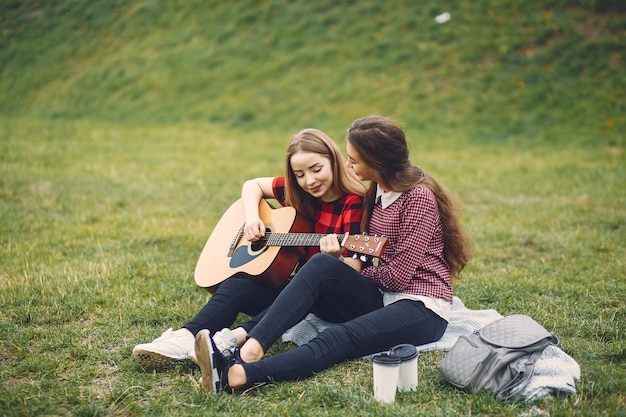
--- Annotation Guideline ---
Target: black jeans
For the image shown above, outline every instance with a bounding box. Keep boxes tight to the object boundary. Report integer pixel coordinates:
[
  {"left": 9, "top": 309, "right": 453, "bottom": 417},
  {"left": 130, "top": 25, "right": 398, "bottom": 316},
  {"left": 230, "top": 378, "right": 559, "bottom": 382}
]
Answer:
[
  {"left": 183, "top": 277, "right": 287, "bottom": 336},
  {"left": 243, "top": 253, "right": 448, "bottom": 385}
]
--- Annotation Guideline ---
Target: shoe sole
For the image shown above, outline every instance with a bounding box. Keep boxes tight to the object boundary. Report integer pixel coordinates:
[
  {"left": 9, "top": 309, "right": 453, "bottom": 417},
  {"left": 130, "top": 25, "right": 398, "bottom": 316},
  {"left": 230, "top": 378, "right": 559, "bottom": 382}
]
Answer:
[
  {"left": 132, "top": 348, "right": 180, "bottom": 369},
  {"left": 195, "top": 330, "right": 219, "bottom": 393}
]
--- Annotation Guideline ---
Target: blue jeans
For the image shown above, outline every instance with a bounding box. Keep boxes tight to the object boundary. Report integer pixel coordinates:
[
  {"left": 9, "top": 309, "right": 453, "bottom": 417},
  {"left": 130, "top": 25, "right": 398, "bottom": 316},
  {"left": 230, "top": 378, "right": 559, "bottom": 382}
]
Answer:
[
  {"left": 243, "top": 254, "right": 448, "bottom": 385},
  {"left": 183, "top": 277, "right": 287, "bottom": 336}
]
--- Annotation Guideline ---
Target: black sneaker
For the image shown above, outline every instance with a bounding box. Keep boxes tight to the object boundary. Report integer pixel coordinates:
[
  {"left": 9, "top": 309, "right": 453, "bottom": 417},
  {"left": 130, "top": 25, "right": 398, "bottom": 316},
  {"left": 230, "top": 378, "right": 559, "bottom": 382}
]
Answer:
[{"left": 194, "top": 329, "right": 233, "bottom": 393}]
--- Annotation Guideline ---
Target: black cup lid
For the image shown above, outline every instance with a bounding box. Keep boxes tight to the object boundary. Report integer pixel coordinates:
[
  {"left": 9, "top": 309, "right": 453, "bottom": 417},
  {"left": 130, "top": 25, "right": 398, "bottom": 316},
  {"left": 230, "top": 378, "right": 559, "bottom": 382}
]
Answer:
[
  {"left": 372, "top": 352, "right": 401, "bottom": 365},
  {"left": 390, "top": 344, "right": 418, "bottom": 361}
]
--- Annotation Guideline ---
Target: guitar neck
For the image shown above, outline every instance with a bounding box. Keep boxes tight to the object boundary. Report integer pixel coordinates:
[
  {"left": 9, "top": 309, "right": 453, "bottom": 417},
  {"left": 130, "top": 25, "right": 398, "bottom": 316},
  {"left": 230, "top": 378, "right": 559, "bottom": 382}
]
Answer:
[
  {"left": 196, "top": 198, "right": 388, "bottom": 290},
  {"left": 257, "top": 232, "right": 338, "bottom": 247}
]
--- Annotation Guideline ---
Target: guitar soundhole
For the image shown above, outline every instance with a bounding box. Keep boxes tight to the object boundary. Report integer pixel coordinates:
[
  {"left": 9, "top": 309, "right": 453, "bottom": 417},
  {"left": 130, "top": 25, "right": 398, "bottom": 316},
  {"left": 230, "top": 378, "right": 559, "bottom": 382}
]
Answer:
[
  {"left": 250, "top": 241, "right": 267, "bottom": 252},
  {"left": 249, "top": 228, "right": 271, "bottom": 252}
]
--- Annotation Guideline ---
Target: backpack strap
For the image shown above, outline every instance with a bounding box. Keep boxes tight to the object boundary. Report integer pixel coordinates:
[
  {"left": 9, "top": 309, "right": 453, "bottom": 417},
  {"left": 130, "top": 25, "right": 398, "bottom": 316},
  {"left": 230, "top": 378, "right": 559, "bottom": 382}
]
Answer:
[{"left": 496, "top": 334, "right": 559, "bottom": 401}]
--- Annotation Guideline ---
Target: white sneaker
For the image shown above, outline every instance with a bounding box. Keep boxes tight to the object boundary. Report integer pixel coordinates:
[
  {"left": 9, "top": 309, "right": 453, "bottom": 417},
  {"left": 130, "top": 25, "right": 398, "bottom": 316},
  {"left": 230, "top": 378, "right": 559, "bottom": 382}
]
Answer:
[
  {"left": 212, "top": 328, "right": 238, "bottom": 356},
  {"left": 133, "top": 328, "right": 195, "bottom": 368}
]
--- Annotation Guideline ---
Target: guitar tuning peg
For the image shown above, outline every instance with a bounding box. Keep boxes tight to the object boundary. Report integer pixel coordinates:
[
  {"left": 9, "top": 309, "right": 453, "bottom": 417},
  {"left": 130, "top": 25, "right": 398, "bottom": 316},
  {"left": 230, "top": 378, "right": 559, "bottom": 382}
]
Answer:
[{"left": 360, "top": 255, "right": 368, "bottom": 262}]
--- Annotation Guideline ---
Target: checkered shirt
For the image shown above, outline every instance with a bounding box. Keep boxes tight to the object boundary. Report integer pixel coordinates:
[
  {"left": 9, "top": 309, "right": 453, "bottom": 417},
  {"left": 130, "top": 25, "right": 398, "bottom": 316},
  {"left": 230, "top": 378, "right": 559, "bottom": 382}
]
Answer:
[{"left": 362, "top": 186, "right": 453, "bottom": 302}]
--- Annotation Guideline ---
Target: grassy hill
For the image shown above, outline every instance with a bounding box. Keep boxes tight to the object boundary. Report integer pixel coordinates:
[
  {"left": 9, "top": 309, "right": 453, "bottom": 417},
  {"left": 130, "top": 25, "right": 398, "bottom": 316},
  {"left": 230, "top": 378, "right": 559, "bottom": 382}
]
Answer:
[
  {"left": 1, "top": 1, "right": 624, "bottom": 416},
  {"left": 2, "top": 0, "right": 624, "bottom": 144}
]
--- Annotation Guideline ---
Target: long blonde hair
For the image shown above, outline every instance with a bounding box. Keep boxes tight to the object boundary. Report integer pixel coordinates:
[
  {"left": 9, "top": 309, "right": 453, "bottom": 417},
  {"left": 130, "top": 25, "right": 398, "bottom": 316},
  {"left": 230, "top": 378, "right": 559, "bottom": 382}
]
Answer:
[
  {"left": 284, "top": 128, "right": 365, "bottom": 221},
  {"left": 346, "top": 116, "right": 472, "bottom": 279}
]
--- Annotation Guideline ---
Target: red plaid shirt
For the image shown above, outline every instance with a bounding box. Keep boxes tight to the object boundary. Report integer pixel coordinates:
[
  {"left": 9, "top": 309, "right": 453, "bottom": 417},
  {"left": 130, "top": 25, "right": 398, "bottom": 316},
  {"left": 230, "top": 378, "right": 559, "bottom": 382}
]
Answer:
[
  {"left": 362, "top": 186, "right": 453, "bottom": 302},
  {"left": 272, "top": 177, "right": 363, "bottom": 263}
]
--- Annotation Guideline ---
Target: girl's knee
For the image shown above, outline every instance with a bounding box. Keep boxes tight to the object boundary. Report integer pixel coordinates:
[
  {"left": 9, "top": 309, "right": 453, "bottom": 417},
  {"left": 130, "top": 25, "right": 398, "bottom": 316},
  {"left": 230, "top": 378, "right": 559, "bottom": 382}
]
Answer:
[{"left": 296, "top": 253, "right": 339, "bottom": 277}]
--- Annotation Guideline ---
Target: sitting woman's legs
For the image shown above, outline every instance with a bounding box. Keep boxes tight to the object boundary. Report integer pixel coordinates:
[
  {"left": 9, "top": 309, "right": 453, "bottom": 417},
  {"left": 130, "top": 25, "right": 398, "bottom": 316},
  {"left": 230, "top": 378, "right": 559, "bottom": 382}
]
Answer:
[
  {"left": 233, "top": 299, "right": 447, "bottom": 388},
  {"left": 245, "top": 253, "right": 384, "bottom": 355},
  {"left": 183, "top": 277, "right": 286, "bottom": 336}
]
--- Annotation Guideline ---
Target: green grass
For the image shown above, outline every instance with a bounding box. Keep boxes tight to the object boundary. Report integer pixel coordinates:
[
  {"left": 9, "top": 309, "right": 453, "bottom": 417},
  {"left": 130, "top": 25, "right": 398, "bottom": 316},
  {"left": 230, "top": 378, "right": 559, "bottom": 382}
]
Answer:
[
  {"left": 1, "top": 0, "right": 625, "bottom": 416},
  {"left": 2, "top": 1, "right": 625, "bottom": 144}
]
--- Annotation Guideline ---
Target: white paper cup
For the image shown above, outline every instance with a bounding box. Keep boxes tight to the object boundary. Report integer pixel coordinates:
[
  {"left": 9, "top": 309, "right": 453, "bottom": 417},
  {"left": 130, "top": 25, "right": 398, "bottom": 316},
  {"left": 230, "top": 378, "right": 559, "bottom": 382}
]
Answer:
[
  {"left": 372, "top": 353, "right": 401, "bottom": 403},
  {"left": 390, "top": 344, "right": 418, "bottom": 392}
]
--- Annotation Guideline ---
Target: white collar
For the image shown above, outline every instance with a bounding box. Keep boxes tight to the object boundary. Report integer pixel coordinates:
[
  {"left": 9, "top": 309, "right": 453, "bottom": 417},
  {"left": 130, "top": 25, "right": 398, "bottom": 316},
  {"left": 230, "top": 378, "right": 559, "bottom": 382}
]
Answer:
[{"left": 375, "top": 184, "right": 402, "bottom": 209}]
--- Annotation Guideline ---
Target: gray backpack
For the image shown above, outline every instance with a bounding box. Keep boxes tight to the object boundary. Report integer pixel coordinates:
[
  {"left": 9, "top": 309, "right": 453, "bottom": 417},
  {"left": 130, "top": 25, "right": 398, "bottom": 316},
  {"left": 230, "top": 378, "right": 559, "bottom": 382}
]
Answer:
[{"left": 438, "top": 314, "right": 559, "bottom": 400}]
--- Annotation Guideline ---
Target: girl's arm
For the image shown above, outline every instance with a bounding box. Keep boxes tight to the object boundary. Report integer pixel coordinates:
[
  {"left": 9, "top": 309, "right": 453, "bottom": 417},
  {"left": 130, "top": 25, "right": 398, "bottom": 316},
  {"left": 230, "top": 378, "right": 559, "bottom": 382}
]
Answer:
[
  {"left": 341, "top": 195, "right": 365, "bottom": 272},
  {"left": 319, "top": 195, "right": 364, "bottom": 272},
  {"left": 319, "top": 234, "right": 362, "bottom": 272},
  {"left": 241, "top": 177, "right": 276, "bottom": 241}
]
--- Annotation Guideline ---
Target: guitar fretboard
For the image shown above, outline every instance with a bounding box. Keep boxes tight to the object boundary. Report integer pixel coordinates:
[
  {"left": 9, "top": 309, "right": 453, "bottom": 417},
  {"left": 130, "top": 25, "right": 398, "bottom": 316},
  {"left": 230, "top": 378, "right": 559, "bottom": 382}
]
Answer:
[{"left": 257, "top": 233, "right": 339, "bottom": 247}]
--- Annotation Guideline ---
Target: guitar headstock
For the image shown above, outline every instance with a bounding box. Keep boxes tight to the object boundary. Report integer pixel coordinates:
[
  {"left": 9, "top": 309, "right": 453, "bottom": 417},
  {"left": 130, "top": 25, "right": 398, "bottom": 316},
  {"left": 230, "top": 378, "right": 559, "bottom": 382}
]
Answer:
[{"left": 341, "top": 234, "right": 388, "bottom": 258}]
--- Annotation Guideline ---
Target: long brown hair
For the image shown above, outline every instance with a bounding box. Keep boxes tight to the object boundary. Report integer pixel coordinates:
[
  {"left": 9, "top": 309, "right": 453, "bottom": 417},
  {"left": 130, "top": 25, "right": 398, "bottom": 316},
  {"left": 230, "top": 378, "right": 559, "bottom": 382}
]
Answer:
[
  {"left": 284, "top": 128, "right": 366, "bottom": 221},
  {"left": 346, "top": 116, "right": 472, "bottom": 279}
]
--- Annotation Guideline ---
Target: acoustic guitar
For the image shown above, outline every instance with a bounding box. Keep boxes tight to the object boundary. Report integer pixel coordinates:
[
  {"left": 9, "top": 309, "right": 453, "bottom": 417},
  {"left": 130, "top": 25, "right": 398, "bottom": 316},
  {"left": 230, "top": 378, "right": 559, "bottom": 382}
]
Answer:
[{"left": 194, "top": 198, "right": 387, "bottom": 293}]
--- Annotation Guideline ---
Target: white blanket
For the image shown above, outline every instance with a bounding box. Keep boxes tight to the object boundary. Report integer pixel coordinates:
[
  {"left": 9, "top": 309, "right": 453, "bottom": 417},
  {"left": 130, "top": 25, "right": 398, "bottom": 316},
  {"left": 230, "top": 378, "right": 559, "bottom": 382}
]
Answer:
[
  {"left": 515, "top": 345, "right": 581, "bottom": 401},
  {"left": 281, "top": 296, "right": 580, "bottom": 401},
  {"left": 281, "top": 296, "right": 502, "bottom": 349}
]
